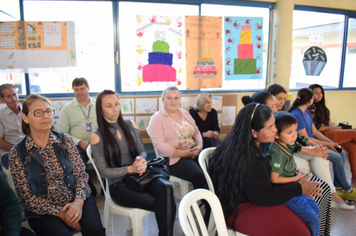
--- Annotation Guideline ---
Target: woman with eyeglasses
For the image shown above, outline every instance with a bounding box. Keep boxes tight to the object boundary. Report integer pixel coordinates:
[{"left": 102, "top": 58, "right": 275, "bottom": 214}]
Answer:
[
  {"left": 209, "top": 103, "right": 330, "bottom": 235},
  {"left": 8, "top": 94, "right": 105, "bottom": 236}
]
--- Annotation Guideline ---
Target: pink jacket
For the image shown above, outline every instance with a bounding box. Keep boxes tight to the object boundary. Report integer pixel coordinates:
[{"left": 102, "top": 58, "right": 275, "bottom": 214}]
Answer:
[{"left": 148, "top": 107, "right": 202, "bottom": 165}]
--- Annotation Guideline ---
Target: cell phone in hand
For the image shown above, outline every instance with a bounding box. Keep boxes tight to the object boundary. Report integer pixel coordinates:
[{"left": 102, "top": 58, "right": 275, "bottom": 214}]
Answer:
[{"left": 335, "top": 146, "right": 342, "bottom": 153}]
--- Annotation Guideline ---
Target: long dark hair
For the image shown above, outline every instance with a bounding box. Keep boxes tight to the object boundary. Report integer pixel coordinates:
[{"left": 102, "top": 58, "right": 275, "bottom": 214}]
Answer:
[
  {"left": 267, "top": 83, "right": 287, "bottom": 110},
  {"left": 288, "top": 88, "right": 314, "bottom": 112},
  {"left": 208, "top": 103, "right": 273, "bottom": 218},
  {"left": 96, "top": 90, "right": 138, "bottom": 167},
  {"left": 241, "top": 91, "right": 274, "bottom": 106},
  {"left": 309, "top": 84, "right": 330, "bottom": 122}
]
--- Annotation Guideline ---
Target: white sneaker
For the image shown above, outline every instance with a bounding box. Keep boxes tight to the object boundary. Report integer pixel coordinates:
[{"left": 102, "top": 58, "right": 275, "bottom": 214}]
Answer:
[{"left": 331, "top": 201, "right": 355, "bottom": 211}]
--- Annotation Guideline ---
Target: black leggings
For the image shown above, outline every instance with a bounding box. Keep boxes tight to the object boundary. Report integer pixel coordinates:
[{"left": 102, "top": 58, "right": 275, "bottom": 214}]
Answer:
[
  {"left": 169, "top": 157, "right": 208, "bottom": 190},
  {"left": 110, "top": 177, "right": 176, "bottom": 236},
  {"left": 169, "top": 157, "right": 211, "bottom": 224},
  {"left": 28, "top": 196, "right": 105, "bottom": 236}
]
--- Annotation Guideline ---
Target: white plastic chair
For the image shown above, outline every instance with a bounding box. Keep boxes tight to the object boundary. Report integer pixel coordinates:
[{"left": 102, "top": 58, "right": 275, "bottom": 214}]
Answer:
[
  {"left": 179, "top": 189, "right": 247, "bottom": 236},
  {"left": 146, "top": 128, "right": 190, "bottom": 198},
  {"left": 86, "top": 145, "right": 152, "bottom": 236},
  {"left": 198, "top": 148, "right": 248, "bottom": 236},
  {"left": 198, "top": 147, "right": 216, "bottom": 193}
]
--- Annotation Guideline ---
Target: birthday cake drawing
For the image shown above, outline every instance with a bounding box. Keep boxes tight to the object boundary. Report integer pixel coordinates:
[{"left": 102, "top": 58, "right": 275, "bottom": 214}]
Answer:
[
  {"left": 142, "top": 34, "right": 176, "bottom": 83},
  {"left": 234, "top": 23, "right": 256, "bottom": 74},
  {"left": 193, "top": 58, "right": 217, "bottom": 79}
]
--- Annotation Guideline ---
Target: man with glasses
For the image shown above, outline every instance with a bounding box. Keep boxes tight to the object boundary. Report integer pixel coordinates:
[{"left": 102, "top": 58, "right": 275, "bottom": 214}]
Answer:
[
  {"left": 58, "top": 77, "right": 98, "bottom": 196},
  {"left": 0, "top": 84, "right": 25, "bottom": 171}
]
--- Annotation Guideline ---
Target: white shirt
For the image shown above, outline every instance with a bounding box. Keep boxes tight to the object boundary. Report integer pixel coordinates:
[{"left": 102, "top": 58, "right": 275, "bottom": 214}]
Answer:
[{"left": 0, "top": 106, "right": 25, "bottom": 156}]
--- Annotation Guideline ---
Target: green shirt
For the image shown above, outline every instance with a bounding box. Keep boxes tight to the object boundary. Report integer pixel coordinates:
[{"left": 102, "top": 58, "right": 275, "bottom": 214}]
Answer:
[
  {"left": 268, "top": 141, "right": 297, "bottom": 177},
  {"left": 0, "top": 172, "right": 22, "bottom": 236},
  {"left": 57, "top": 97, "right": 97, "bottom": 145}
]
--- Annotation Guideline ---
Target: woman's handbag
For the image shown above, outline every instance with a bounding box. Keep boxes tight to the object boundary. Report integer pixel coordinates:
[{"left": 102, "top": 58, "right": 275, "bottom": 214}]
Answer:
[
  {"left": 338, "top": 122, "right": 352, "bottom": 129},
  {"left": 124, "top": 157, "right": 170, "bottom": 192}
]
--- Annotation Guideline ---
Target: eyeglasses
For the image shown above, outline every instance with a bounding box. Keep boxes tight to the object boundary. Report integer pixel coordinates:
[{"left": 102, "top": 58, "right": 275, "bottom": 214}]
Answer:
[
  {"left": 250, "top": 103, "right": 260, "bottom": 122},
  {"left": 29, "top": 109, "right": 55, "bottom": 117}
]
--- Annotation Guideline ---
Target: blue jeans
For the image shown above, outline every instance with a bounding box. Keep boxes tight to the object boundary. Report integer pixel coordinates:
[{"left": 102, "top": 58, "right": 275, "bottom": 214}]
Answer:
[
  {"left": 327, "top": 149, "right": 351, "bottom": 190},
  {"left": 285, "top": 195, "right": 320, "bottom": 236}
]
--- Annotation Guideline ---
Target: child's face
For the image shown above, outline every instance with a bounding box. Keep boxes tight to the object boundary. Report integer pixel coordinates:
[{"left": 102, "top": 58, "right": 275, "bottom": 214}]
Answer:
[{"left": 276, "top": 123, "right": 298, "bottom": 146}]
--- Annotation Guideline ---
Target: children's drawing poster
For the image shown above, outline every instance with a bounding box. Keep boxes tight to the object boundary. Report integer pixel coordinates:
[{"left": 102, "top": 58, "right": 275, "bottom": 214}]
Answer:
[
  {"left": 224, "top": 17, "right": 263, "bottom": 80},
  {"left": 212, "top": 96, "right": 223, "bottom": 111},
  {"left": 135, "top": 116, "right": 151, "bottom": 130},
  {"left": 51, "top": 100, "right": 70, "bottom": 117},
  {"left": 0, "top": 21, "right": 76, "bottom": 70},
  {"left": 181, "top": 96, "right": 196, "bottom": 110},
  {"left": 131, "top": 15, "right": 184, "bottom": 91},
  {"left": 135, "top": 97, "right": 157, "bottom": 114},
  {"left": 185, "top": 16, "right": 222, "bottom": 90},
  {"left": 120, "top": 98, "right": 135, "bottom": 114}
]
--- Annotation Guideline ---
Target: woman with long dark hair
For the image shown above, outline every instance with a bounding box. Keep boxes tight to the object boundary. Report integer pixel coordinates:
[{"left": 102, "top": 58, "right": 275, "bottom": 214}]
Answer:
[
  {"left": 241, "top": 91, "right": 278, "bottom": 113},
  {"left": 309, "top": 84, "right": 356, "bottom": 183},
  {"left": 289, "top": 88, "right": 356, "bottom": 201},
  {"left": 90, "top": 90, "right": 176, "bottom": 236},
  {"left": 209, "top": 103, "right": 330, "bottom": 235},
  {"left": 267, "top": 83, "right": 287, "bottom": 111}
]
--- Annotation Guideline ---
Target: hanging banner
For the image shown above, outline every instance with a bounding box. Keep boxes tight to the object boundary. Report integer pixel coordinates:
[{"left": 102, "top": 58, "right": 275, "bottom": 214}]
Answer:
[
  {"left": 185, "top": 16, "right": 222, "bottom": 90},
  {"left": 0, "top": 21, "right": 76, "bottom": 70},
  {"left": 224, "top": 17, "right": 263, "bottom": 80}
]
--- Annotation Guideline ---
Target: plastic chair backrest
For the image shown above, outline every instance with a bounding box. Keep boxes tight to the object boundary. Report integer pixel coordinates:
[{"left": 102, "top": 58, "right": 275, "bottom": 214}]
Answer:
[
  {"left": 198, "top": 147, "right": 216, "bottom": 193},
  {"left": 179, "top": 189, "right": 229, "bottom": 236},
  {"left": 86, "top": 145, "right": 109, "bottom": 199}
]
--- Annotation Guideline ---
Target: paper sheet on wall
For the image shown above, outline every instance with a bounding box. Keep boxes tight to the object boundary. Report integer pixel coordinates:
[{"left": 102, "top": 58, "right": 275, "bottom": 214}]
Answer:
[
  {"left": 212, "top": 96, "right": 223, "bottom": 111},
  {"left": 185, "top": 16, "right": 223, "bottom": 89},
  {"left": 135, "top": 116, "right": 152, "bottom": 130},
  {"left": 121, "top": 15, "right": 185, "bottom": 92},
  {"left": 224, "top": 17, "right": 263, "bottom": 80},
  {"left": 181, "top": 97, "right": 196, "bottom": 110},
  {"left": 218, "top": 113, "right": 222, "bottom": 127},
  {"left": 222, "top": 106, "right": 236, "bottom": 126},
  {"left": 123, "top": 116, "right": 135, "bottom": 122},
  {"left": 51, "top": 100, "right": 70, "bottom": 117},
  {"left": 135, "top": 98, "right": 157, "bottom": 114},
  {"left": 0, "top": 21, "right": 76, "bottom": 70},
  {"left": 120, "top": 98, "right": 135, "bottom": 114}
]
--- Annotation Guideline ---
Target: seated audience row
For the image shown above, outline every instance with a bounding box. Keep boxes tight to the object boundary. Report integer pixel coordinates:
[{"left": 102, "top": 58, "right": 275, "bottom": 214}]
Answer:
[{"left": 3, "top": 81, "right": 355, "bottom": 236}]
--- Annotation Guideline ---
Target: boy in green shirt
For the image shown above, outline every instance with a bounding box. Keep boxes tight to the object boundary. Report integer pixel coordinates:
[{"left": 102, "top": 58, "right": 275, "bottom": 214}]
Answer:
[{"left": 268, "top": 111, "right": 319, "bottom": 236}]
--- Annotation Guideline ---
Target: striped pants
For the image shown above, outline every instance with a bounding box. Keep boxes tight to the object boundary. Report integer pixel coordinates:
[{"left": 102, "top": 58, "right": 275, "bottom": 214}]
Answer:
[{"left": 307, "top": 176, "right": 331, "bottom": 236}]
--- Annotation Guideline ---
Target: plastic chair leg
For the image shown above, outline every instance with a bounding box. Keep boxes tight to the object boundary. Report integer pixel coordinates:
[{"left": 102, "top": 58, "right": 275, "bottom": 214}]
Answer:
[{"left": 103, "top": 202, "right": 110, "bottom": 229}]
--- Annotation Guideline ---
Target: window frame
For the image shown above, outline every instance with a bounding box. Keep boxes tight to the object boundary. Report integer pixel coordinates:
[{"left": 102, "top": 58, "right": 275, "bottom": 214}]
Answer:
[
  {"left": 6, "top": 0, "right": 274, "bottom": 98},
  {"left": 292, "top": 5, "right": 356, "bottom": 92}
]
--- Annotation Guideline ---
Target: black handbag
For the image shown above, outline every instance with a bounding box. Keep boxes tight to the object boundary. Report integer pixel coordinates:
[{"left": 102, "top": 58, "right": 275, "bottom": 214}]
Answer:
[
  {"left": 338, "top": 122, "right": 352, "bottom": 129},
  {"left": 124, "top": 157, "right": 170, "bottom": 192}
]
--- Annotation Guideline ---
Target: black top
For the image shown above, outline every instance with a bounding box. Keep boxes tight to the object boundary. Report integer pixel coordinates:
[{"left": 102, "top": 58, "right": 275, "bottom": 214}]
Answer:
[
  {"left": 189, "top": 108, "right": 220, "bottom": 135},
  {"left": 239, "top": 147, "right": 302, "bottom": 206}
]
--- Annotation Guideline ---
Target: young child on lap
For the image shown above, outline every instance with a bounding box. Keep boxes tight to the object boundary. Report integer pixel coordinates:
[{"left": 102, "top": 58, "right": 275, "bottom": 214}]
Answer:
[{"left": 268, "top": 111, "right": 320, "bottom": 236}]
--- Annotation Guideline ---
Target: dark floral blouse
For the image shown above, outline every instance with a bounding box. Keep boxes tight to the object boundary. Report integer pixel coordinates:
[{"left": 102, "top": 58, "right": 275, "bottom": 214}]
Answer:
[{"left": 9, "top": 132, "right": 89, "bottom": 216}]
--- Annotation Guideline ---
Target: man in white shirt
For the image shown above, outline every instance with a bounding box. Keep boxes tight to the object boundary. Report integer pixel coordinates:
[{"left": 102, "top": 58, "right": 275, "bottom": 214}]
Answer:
[{"left": 0, "top": 84, "right": 25, "bottom": 170}]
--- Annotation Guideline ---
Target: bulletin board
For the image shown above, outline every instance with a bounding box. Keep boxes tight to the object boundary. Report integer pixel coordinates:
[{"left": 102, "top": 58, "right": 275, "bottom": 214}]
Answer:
[{"left": 0, "top": 21, "right": 76, "bottom": 70}]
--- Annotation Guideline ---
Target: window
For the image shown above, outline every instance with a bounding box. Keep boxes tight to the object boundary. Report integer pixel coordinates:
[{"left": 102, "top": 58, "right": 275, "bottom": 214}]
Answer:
[
  {"left": 22, "top": 1, "right": 115, "bottom": 94},
  {"left": 290, "top": 10, "right": 345, "bottom": 89},
  {"left": 118, "top": 1, "right": 199, "bottom": 92},
  {"left": 343, "top": 18, "right": 356, "bottom": 88},
  {"left": 201, "top": 4, "right": 270, "bottom": 91}
]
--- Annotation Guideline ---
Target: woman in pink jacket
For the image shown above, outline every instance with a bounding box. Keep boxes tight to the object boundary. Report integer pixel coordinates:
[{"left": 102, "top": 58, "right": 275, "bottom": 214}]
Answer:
[{"left": 148, "top": 86, "right": 207, "bottom": 192}]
